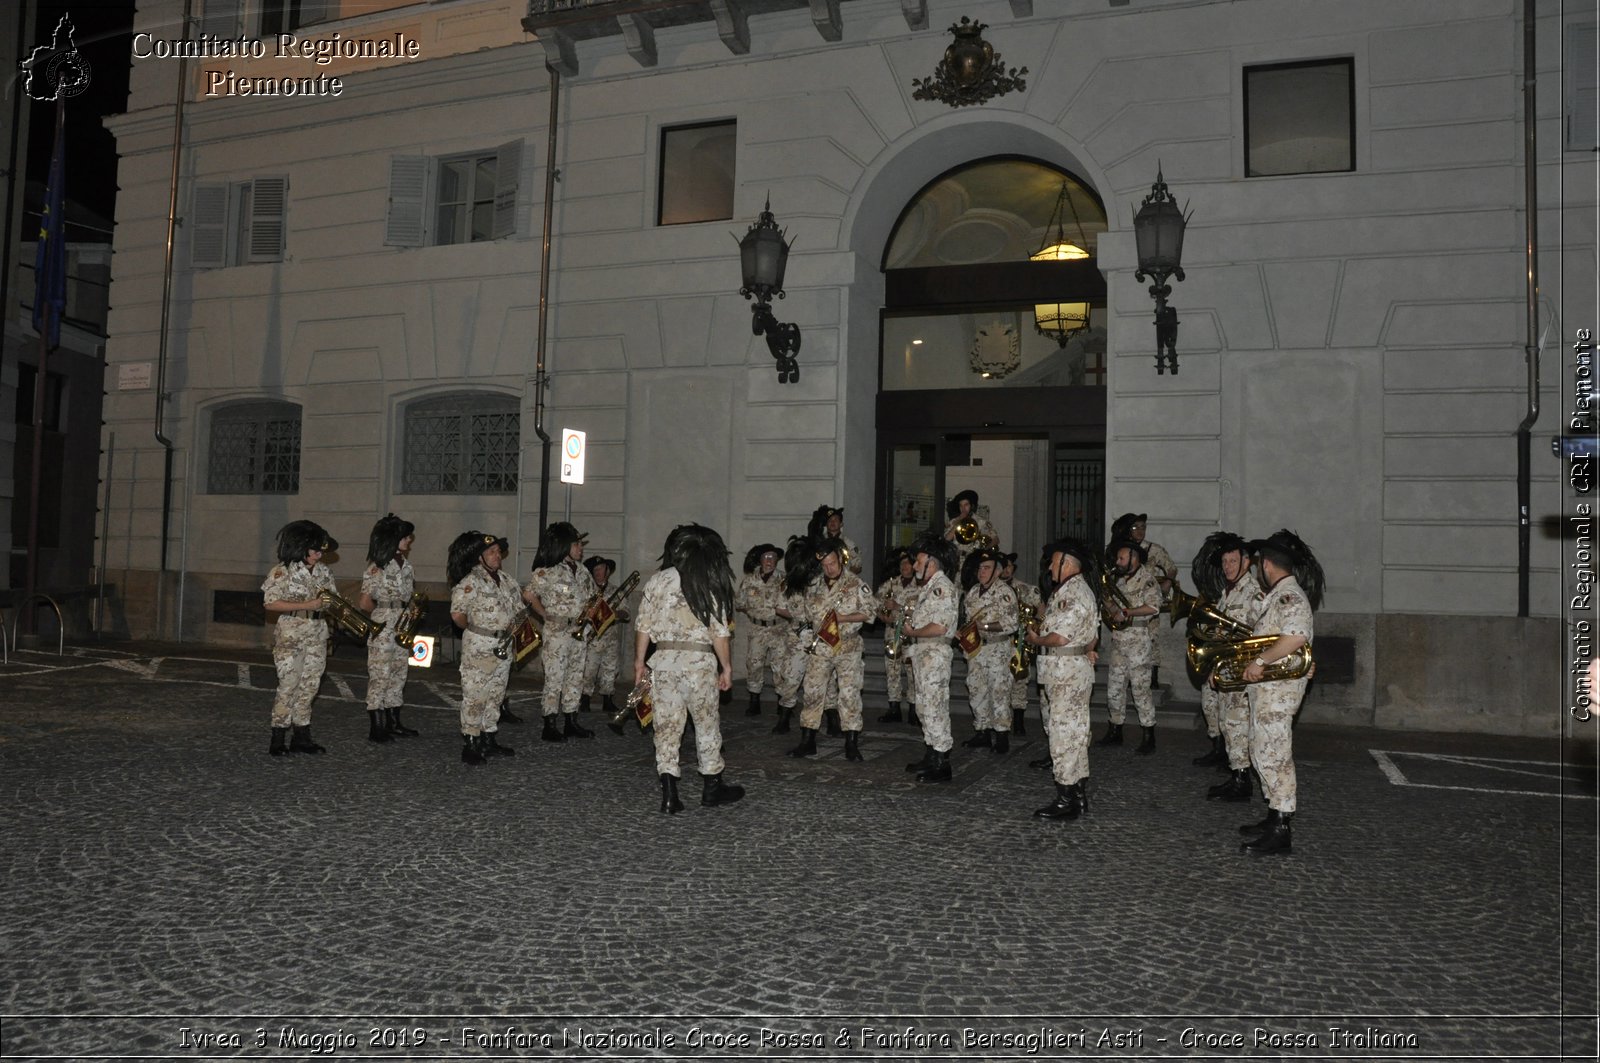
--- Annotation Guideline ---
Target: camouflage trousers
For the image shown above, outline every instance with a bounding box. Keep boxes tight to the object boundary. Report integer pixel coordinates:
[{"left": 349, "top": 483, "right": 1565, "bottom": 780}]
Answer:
[
  {"left": 801, "top": 641, "right": 864, "bottom": 731},
  {"left": 1219, "top": 687, "right": 1251, "bottom": 769},
  {"left": 911, "top": 643, "right": 954, "bottom": 753},
  {"left": 1107, "top": 629, "right": 1156, "bottom": 726},
  {"left": 1041, "top": 658, "right": 1094, "bottom": 786},
  {"left": 1200, "top": 683, "right": 1221, "bottom": 737},
  {"left": 459, "top": 632, "right": 509, "bottom": 736},
  {"left": 1248, "top": 678, "right": 1306, "bottom": 812},
  {"left": 271, "top": 617, "right": 327, "bottom": 727},
  {"left": 649, "top": 663, "right": 726, "bottom": 778},
  {"left": 582, "top": 628, "right": 621, "bottom": 697},
  {"left": 540, "top": 626, "right": 586, "bottom": 716},
  {"left": 745, "top": 623, "right": 787, "bottom": 694},
  {"left": 776, "top": 634, "right": 807, "bottom": 709},
  {"left": 1009, "top": 665, "right": 1032, "bottom": 711},
  {"left": 366, "top": 609, "right": 409, "bottom": 711},
  {"left": 884, "top": 645, "right": 915, "bottom": 703},
  {"left": 965, "top": 643, "right": 1013, "bottom": 731}
]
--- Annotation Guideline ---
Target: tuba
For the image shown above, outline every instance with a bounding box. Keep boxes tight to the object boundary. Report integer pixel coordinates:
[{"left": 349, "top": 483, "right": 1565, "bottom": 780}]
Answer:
[
  {"left": 391, "top": 591, "right": 429, "bottom": 648},
  {"left": 320, "top": 589, "right": 383, "bottom": 641},
  {"left": 1188, "top": 634, "right": 1314, "bottom": 691},
  {"left": 1009, "top": 601, "right": 1039, "bottom": 679}
]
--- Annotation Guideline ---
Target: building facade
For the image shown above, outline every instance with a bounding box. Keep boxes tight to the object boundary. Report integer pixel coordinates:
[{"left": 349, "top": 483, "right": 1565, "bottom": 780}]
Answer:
[{"left": 99, "top": 0, "right": 1594, "bottom": 731}]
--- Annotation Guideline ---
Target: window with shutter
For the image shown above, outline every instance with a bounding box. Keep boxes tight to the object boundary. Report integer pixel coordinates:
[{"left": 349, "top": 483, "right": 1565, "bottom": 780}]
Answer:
[
  {"left": 189, "top": 183, "right": 229, "bottom": 269},
  {"left": 246, "top": 175, "right": 288, "bottom": 263},
  {"left": 386, "top": 146, "right": 523, "bottom": 247},
  {"left": 1567, "top": 24, "right": 1598, "bottom": 152}
]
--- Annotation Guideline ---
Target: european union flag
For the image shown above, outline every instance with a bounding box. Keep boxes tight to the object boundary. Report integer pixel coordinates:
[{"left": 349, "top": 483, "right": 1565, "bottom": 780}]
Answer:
[{"left": 33, "top": 101, "right": 66, "bottom": 350}]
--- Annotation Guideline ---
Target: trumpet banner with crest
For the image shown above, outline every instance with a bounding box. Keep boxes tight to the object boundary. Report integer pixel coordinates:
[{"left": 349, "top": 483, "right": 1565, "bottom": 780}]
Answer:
[
  {"left": 816, "top": 610, "right": 842, "bottom": 649},
  {"left": 955, "top": 618, "right": 983, "bottom": 658}
]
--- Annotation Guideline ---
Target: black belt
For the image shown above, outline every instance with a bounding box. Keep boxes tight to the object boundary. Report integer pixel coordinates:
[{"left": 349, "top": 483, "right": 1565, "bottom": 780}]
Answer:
[
  {"left": 285, "top": 610, "right": 323, "bottom": 620},
  {"left": 751, "top": 618, "right": 781, "bottom": 627}
]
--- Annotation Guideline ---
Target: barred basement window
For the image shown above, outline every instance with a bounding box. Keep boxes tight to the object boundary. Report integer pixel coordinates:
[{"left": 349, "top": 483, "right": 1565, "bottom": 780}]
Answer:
[
  {"left": 401, "top": 393, "right": 519, "bottom": 494},
  {"left": 208, "top": 401, "right": 302, "bottom": 494}
]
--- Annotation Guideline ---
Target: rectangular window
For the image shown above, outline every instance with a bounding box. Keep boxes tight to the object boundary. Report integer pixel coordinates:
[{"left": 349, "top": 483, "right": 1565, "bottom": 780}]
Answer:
[
  {"left": 188, "top": 176, "right": 288, "bottom": 268},
  {"left": 385, "top": 141, "right": 522, "bottom": 247},
  {"left": 658, "top": 120, "right": 736, "bottom": 225},
  {"left": 1244, "top": 58, "right": 1355, "bottom": 177}
]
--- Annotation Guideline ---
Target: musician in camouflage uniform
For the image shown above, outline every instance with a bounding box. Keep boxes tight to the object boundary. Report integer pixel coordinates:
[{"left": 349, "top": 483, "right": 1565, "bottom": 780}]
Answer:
[
  {"left": 770, "top": 536, "right": 814, "bottom": 734},
  {"left": 1098, "top": 537, "right": 1163, "bottom": 754},
  {"left": 359, "top": 514, "right": 419, "bottom": 743},
  {"left": 787, "top": 537, "right": 877, "bottom": 761},
  {"left": 959, "top": 547, "right": 1020, "bottom": 753},
  {"left": 634, "top": 523, "right": 746, "bottom": 814},
  {"left": 876, "top": 548, "right": 919, "bottom": 724},
  {"left": 943, "top": 489, "right": 1000, "bottom": 568},
  {"left": 735, "top": 544, "right": 785, "bottom": 716},
  {"left": 579, "top": 555, "right": 630, "bottom": 717},
  {"left": 814, "top": 506, "right": 862, "bottom": 576},
  {"left": 1236, "top": 530, "right": 1321, "bottom": 856},
  {"left": 1000, "top": 553, "right": 1042, "bottom": 735},
  {"left": 262, "top": 520, "right": 339, "bottom": 757},
  {"left": 1028, "top": 539, "right": 1101, "bottom": 820},
  {"left": 448, "top": 532, "right": 536, "bottom": 765},
  {"left": 1189, "top": 533, "right": 1266, "bottom": 800},
  {"left": 1111, "top": 513, "right": 1178, "bottom": 598},
  {"left": 894, "top": 535, "right": 961, "bottom": 783},
  {"left": 528, "top": 522, "right": 598, "bottom": 743}
]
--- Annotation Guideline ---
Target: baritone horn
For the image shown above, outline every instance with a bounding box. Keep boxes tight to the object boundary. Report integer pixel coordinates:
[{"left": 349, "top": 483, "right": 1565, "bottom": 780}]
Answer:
[
  {"left": 320, "top": 589, "right": 383, "bottom": 642},
  {"left": 1189, "top": 635, "right": 1314, "bottom": 691},
  {"left": 392, "top": 591, "right": 429, "bottom": 648}
]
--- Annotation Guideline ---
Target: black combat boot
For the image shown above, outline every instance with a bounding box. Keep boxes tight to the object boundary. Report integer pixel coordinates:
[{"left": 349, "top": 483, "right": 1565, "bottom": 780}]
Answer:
[
  {"left": 906, "top": 704, "right": 920, "bottom": 727},
  {"left": 563, "top": 713, "right": 594, "bottom": 739},
  {"left": 289, "top": 725, "right": 325, "bottom": 754},
  {"left": 1028, "top": 755, "right": 1052, "bottom": 770},
  {"left": 1012, "top": 707, "right": 1027, "bottom": 736},
  {"left": 824, "top": 709, "right": 842, "bottom": 737},
  {"left": 269, "top": 727, "right": 290, "bottom": 757},
  {"left": 963, "top": 729, "right": 993, "bottom": 749},
  {"left": 461, "top": 734, "right": 486, "bottom": 765},
  {"left": 1209, "top": 769, "right": 1253, "bottom": 802},
  {"left": 1193, "top": 733, "right": 1226, "bottom": 766},
  {"left": 541, "top": 715, "right": 566, "bottom": 743},
  {"left": 367, "top": 710, "right": 394, "bottom": 743},
  {"left": 746, "top": 692, "right": 762, "bottom": 716},
  {"left": 1136, "top": 726, "right": 1156, "bottom": 756},
  {"left": 1033, "top": 783, "right": 1081, "bottom": 820},
  {"left": 879, "top": 701, "right": 903, "bottom": 723},
  {"left": 497, "top": 697, "right": 522, "bottom": 724},
  {"left": 771, "top": 705, "right": 793, "bottom": 735},
  {"left": 916, "top": 749, "right": 952, "bottom": 783},
  {"left": 387, "top": 706, "right": 419, "bottom": 737},
  {"left": 843, "top": 731, "right": 862, "bottom": 762},
  {"left": 1241, "top": 810, "right": 1292, "bottom": 855},
  {"left": 578, "top": 694, "right": 592, "bottom": 713},
  {"left": 786, "top": 728, "right": 818, "bottom": 758},
  {"left": 906, "top": 744, "right": 934, "bottom": 774},
  {"left": 484, "top": 731, "right": 515, "bottom": 757},
  {"left": 601, "top": 695, "right": 619, "bottom": 717},
  {"left": 1095, "top": 722, "right": 1123, "bottom": 747},
  {"left": 992, "top": 729, "right": 1010, "bottom": 754},
  {"left": 1239, "top": 810, "right": 1276, "bottom": 837},
  {"left": 659, "top": 773, "right": 683, "bottom": 814},
  {"left": 701, "top": 773, "right": 746, "bottom": 807}
]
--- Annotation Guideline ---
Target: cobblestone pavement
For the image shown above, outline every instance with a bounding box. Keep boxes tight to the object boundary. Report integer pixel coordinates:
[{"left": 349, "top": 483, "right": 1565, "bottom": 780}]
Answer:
[{"left": 0, "top": 643, "right": 1595, "bottom": 1061}]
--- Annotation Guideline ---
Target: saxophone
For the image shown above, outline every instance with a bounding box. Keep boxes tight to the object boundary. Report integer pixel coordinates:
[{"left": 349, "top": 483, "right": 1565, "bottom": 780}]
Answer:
[
  {"left": 319, "top": 589, "right": 383, "bottom": 642},
  {"left": 391, "top": 591, "right": 429, "bottom": 648}
]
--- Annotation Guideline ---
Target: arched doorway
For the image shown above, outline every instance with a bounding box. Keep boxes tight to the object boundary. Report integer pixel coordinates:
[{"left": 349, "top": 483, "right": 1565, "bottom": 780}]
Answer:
[{"left": 873, "top": 157, "right": 1108, "bottom": 582}]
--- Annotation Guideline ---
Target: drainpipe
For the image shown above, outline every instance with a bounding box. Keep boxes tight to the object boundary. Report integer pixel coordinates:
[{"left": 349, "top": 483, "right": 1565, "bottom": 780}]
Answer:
[
  {"left": 1516, "top": 0, "right": 1539, "bottom": 618},
  {"left": 532, "top": 63, "right": 560, "bottom": 538},
  {"left": 154, "top": 0, "right": 194, "bottom": 637}
]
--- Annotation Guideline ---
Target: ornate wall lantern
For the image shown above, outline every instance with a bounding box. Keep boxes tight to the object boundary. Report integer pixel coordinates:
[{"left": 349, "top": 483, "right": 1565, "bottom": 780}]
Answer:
[
  {"left": 910, "top": 17, "right": 1027, "bottom": 108},
  {"left": 1132, "top": 167, "right": 1191, "bottom": 375},
  {"left": 737, "top": 198, "right": 801, "bottom": 383}
]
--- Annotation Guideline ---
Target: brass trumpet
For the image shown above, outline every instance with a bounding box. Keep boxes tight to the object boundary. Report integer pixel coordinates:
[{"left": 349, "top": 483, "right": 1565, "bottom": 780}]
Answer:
[
  {"left": 607, "top": 673, "right": 654, "bottom": 735},
  {"left": 391, "top": 591, "right": 429, "bottom": 648},
  {"left": 574, "top": 570, "right": 641, "bottom": 641},
  {"left": 1008, "top": 602, "right": 1039, "bottom": 679},
  {"left": 320, "top": 589, "right": 383, "bottom": 641},
  {"left": 1168, "top": 584, "right": 1253, "bottom": 640}
]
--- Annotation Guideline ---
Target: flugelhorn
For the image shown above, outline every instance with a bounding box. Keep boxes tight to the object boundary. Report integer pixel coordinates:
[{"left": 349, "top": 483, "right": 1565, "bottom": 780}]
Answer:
[{"left": 320, "top": 589, "right": 383, "bottom": 641}]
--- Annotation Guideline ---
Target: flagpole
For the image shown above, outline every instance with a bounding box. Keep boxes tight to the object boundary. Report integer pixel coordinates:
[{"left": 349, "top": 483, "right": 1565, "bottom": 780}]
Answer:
[{"left": 23, "top": 96, "right": 65, "bottom": 639}]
